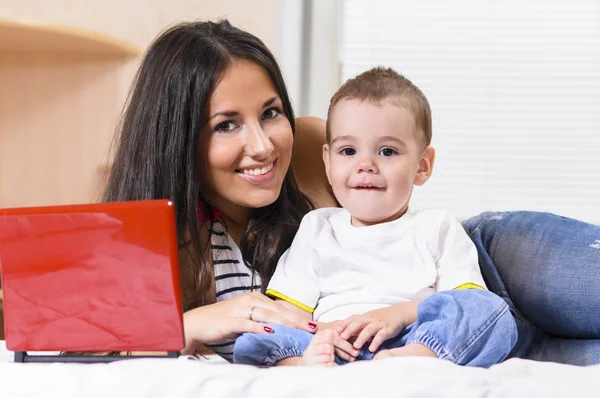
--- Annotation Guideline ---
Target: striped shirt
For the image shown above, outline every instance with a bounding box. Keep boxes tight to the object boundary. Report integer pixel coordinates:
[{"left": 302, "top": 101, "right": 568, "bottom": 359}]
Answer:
[{"left": 204, "top": 221, "right": 261, "bottom": 362}]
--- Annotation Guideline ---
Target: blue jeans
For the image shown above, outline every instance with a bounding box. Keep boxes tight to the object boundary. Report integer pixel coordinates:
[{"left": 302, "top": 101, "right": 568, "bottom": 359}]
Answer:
[
  {"left": 233, "top": 290, "right": 517, "bottom": 367},
  {"left": 463, "top": 211, "right": 600, "bottom": 365}
]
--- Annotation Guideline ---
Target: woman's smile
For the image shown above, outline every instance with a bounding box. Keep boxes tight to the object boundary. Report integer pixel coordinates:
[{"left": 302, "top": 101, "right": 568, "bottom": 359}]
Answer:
[{"left": 236, "top": 158, "right": 278, "bottom": 185}]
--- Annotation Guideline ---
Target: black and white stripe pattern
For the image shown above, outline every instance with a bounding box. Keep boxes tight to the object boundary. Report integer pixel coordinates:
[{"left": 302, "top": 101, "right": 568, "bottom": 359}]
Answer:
[{"left": 204, "top": 221, "right": 261, "bottom": 362}]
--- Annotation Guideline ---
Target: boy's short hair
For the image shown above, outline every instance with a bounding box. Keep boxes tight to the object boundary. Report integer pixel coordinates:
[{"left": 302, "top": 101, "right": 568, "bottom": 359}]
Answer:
[{"left": 326, "top": 67, "right": 432, "bottom": 147}]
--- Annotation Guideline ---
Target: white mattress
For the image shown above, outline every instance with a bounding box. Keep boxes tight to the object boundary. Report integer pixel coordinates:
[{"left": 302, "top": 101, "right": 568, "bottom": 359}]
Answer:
[{"left": 1, "top": 341, "right": 598, "bottom": 398}]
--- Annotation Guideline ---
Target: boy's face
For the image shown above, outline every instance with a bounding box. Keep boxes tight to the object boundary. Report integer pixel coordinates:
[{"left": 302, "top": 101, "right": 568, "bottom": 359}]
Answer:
[{"left": 323, "top": 99, "right": 435, "bottom": 227}]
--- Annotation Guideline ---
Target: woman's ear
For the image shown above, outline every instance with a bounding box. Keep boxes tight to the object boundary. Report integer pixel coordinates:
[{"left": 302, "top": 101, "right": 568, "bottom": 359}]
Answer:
[
  {"left": 414, "top": 145, "right": 435, "bottom": 186},
  {"left": 322, "top": 144, "right": 332, "bottom": 186}
]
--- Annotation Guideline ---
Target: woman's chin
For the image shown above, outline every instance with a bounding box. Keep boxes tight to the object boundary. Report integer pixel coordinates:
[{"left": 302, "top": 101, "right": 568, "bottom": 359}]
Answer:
[{"left": 243, "top": 190, "right": 281, "bottom": 210}]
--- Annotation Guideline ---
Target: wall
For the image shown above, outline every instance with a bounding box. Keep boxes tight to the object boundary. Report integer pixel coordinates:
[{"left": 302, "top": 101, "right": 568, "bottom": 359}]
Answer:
[
  {"left": 0, "top": 0, "right": 277, "bottom": 207},
  {"left": 0, "top": 0, "right": 277, "bottom": 51}
]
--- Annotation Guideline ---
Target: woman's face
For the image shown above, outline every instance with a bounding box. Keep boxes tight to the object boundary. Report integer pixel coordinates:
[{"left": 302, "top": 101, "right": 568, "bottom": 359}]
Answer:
[{"left": 200, "top": 60, "right": 293, "bottom": 221}]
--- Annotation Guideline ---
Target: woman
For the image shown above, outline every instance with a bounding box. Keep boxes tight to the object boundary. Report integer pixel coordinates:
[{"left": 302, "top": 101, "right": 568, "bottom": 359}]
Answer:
[
  {"left": 104, "top": 19, "right": 600, "bottom": 365},
  {"left": 103, "top": 19, "right": 336, "bottom": 360}
]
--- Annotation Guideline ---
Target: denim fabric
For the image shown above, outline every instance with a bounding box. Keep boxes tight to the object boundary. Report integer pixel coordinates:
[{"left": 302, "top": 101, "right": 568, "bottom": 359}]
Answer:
[
  {"left": 233, "top": 290, "right": 516, "bottom": 368},
  {"left": 463, "top": 211, "right": 600, "bottom": 365},
  {"left": 233, "top": 323, "right": 312, "bottom": 366},
  {"left": 233, "top": 324, "right": 312, "bottom": 367}
]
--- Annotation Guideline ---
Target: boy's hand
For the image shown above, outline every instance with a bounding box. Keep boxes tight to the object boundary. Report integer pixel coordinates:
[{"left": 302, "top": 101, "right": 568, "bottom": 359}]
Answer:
[{"left": 336, "top": 308, "right": 407, "bottom": 353}]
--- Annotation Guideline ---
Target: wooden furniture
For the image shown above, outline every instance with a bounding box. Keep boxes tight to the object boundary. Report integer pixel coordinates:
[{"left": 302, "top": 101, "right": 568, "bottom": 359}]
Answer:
[{"left": 0, "top": 17, "right": 140, "bottom": 209}]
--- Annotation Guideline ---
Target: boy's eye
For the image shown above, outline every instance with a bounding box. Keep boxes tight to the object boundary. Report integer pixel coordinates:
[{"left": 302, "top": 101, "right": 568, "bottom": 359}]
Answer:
[
  {"left": 379, "top": 148, "right": 397, "bottom": 156},
  {"left": 340, "top": 148, "right": 356, "bottom": 156},
  {"left": 214, "top": 121, "right": 237, "bottom": 133},
  {"left": 262, "top": 107, "right": 281, "bottom": 120}
]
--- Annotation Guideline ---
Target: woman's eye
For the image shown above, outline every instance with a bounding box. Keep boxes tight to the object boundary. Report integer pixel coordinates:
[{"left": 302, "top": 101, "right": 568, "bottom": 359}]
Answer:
[
  {"left": 262, "top": 107, "right": 281, "bottom": 120},
  {"left": 214, "top": 121, "right": 237, "bottom": 133},
  {"left": 379, "top": 148, "right": 397, "bottom": 157},
  {"left": 341, "top": 148, "right": 356, "bottom": 156}
]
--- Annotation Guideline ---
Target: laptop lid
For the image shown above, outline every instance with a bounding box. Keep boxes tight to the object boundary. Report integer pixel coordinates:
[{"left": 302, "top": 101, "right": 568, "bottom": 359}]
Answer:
[{"left": 0, "top": 199, "right": 184, "bottom": 353}]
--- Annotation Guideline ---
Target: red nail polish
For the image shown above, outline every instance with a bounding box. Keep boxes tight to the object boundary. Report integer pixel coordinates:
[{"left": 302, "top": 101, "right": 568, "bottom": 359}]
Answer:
[
  {"left": 264, "top": 326, "right": 273, "bottom": 333},
  {"left": 308, "top": 322, "right": 317, "bottom": 329}
]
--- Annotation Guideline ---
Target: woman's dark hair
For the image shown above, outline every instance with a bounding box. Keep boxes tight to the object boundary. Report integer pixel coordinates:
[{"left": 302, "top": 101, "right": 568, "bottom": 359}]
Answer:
[{"left": 103, "top": 20, "right": 313, "bottom": 311}]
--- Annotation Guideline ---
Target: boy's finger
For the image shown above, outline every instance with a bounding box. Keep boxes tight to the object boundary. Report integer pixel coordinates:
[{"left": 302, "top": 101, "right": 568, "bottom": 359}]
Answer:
[
  {"left": 336, "top": 318, "right": 352, "bottom": 333},
  {"left": 353, "top": 323, "right": 380, "bottom": 349},
  {"left": 340, "top": 319, "right": 368, "bottom": 340},
  {"left": 334, "top": 334, "right": 359, "bottom": 357},
  {"left": 368, "top": 329, "right": 391, "bottom": 352},
  {"left": 334, "top": 347, "right": 355, "bottom": 362}
]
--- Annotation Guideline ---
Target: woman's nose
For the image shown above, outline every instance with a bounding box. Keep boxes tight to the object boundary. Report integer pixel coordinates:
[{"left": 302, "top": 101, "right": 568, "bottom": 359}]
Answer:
[{"left": 245, "top": 123, "right": 274, "bottom": 159}]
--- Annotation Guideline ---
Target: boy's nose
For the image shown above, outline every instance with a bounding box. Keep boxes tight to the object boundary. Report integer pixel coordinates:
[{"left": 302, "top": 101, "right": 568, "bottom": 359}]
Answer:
[{"left": 357, "top": 158, "right": 378, "bottom": 173}]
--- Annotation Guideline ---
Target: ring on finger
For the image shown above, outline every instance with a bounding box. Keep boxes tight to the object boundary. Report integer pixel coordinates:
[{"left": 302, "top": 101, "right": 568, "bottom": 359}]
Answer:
[{"left": 248, "top": 306, "right": 257, "bottom": 321}]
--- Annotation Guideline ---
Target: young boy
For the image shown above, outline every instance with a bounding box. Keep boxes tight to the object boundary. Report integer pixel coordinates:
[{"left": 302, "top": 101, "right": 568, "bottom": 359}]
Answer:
[{"left": 233, "top": 67, "right": 517, "bottom": 367}]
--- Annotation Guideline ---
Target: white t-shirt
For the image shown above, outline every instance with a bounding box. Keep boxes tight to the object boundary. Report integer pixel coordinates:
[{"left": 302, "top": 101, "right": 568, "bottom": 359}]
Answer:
[{"left": 266, "top": 207, "right": 487, "bottom": 323}]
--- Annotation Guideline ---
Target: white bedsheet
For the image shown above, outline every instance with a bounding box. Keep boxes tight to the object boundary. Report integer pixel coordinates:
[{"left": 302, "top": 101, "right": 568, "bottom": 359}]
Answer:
[{"left": 1, "top": 341, "right": 598, "bottom": 398}]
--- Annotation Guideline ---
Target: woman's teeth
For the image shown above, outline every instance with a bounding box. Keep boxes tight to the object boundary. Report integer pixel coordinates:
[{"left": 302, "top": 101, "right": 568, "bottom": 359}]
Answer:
[{"left": 241, "top": 163, "right": 274, "bottom": 176}]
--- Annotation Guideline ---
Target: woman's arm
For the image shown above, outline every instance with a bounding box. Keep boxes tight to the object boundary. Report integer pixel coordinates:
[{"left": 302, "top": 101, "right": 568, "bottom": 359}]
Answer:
[
  {"left": 181, "top": 291, "right": 318, "bottom": 355},
  {"left": 274, "top": 298, "right": 313, "bottom": 321}
]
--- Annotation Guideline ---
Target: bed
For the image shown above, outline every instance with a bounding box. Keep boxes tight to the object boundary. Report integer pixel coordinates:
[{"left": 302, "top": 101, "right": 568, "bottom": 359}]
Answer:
[{"left": 1, "top": 342, "right": 598, "bottom": 397}]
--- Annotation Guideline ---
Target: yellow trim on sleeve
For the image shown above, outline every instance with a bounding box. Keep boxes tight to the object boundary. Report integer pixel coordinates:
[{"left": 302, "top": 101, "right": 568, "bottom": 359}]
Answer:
[
  {"left": 453, "top": 283, "right": 485, "bottom": 290},
  {"left": 266, "top": 289, "right": 315, "bottom": 313}
]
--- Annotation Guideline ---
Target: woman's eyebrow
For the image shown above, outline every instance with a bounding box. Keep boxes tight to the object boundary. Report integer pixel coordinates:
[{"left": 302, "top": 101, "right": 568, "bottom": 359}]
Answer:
[
  {"left": 209, "top": 109, "right": 238, "bottom": 120},
  {"left": 209, "top": 97, "right": 279, "bottom": 120},
  {"left": 263, "top": 97, "right": 278, "bottom": 108}
]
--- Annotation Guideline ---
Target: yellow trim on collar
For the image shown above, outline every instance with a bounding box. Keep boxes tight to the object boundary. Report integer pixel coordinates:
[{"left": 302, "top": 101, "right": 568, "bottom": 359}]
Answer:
[
  {"left": 266, "top": 289, "right": 315, "bottom": 313},
  {"left": 453, "top": 283, "right": 485, "bottom": 290}
]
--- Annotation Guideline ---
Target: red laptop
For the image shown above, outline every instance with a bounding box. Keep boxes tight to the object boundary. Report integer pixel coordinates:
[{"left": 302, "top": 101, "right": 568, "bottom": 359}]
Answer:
[{"left": 0, "top": 200, "right": 184, "bottom": 362}]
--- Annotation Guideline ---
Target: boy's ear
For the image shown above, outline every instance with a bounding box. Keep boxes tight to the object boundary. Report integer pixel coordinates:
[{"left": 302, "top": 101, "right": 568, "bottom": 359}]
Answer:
[
  {"left": 322, "top": 144, "right": 333, "bottom": 186},
  {"left": 414, "top": 145, "right": 435, "bottom": 186}
]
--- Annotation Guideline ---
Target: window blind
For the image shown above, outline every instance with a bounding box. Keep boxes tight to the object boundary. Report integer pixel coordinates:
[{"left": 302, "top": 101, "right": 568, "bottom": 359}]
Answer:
[{"left": 339, "top": 0, "right": 600, "bottom": 224}]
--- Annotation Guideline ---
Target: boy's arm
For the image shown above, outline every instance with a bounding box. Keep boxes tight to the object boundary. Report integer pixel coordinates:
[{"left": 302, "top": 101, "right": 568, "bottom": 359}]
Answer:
[
  {"left": 435, "top": 212, "right": 487, "bottom": 291},
  {"left": 266, "top": 213, "right": 321, "bottom": 315},
  {"left": 373, "top": 300, "right": 420, "bottom": 327}
]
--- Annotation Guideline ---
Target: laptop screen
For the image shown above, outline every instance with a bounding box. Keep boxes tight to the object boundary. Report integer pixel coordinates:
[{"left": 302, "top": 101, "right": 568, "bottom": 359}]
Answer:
[{"left": 0, "top": 200, "right": 184, "bottom": 352}]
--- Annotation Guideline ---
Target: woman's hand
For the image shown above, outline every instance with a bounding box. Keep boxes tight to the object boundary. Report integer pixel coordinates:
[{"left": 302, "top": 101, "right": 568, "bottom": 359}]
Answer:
[{"left": 181, "top": 292, "right": 318, "bottom": 354}]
